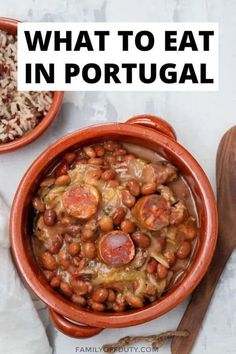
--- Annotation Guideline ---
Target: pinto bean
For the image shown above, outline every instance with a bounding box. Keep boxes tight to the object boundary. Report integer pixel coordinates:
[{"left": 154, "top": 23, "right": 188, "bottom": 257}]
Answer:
[
  {"left": 127, "top": 179, "right": 140, "bottom": 197},
  {"left": 40, "top": 252, "right": 58, "bottom": 270},
  {"left": 70, "top": 280, "right": 89, "bottom": 295},
  {"left": 63, "top": 152, "right": 77, "bottom": 164},
  {"left": 141, "top": 182, "right": 157, "bottom": 195},
  {"left": 60, "top": 281, "right": 73, "bottom": 297},
  {"left": 67, "top": 264, "right": 77, "bottom": 276},
  {"left": 157, "top": 263, "right": 168, "bottom": 279},
  {"left": 112, "top": 207, "right": 126, "bottom": 226},
  {"left": 68, "top": 242, "right": 81, "bottom": 256},
  {"left": 90, "top": 301, "right": 105, "bottom": 312},
  {"left": 71, "top": 294, "right": 87, "bottom": 306},
  {"left": 121, "top": 219, "right": 136, "bottom": 234},
  {"left": 86, "top": 219, "right": 98, "bottom": 230},
  {"left": 47, "top": 235, "right": 63, "bottom": 254},
  {"left": 177, "top": 241, "right": 192, "bottom": 259},
  {"left": 107, "top": 289, "right": 116, "bottom": 302},
  {"left": 58, "top": 249, "right": 71, "bottom": 269},
  {"left": 81, "top": 228, "right": 96, "bottom": 241},
  {"left": 81, "top": 220, "right": 97, "bottom": 240},
  {"left": 32, "top": 197, "right": 45, "bottom": 212},
  {"left": 83, "top": 242, "right": 97, "bottom": 259},
  {"left": 88, "top": 157, "right": 104, "bottom": 165},
  {"left": 92, "top": 288, "right": 109, "bottom": 303},
  {"left": 125, "top": 292, "right": 143, "bottom": 308},
  {"left": 154, "top": 235, "right": 166, "bottom": 251},
  {"left": 131, "top": 232, "right": 151, "bottom": 249},
  {"left": 83, "top": 146, "right": 96, "bottom": 158},
  {"left": 164, "top": 251, "right": 176, "bottom": 266},
  {"left": 54, "top": 175, "right": 71, "bottom": 186},
  {"left": 113, "top": 303, "right": 125, "bottom": 312},
  {"left": 121, "top": 190, "right": 136, "bottom": 208},
  {"left": 146, "top": 259, "right": 158, "bottom": 274},
  {"left": 99, "top": 215, "right": 114, "bottom": 232},
  {"left": 94, "top": 145, "right": 105, "bottom": 157},
  {"left": 50, "top": 276, "right": 60, "bottom": 288},
  {"left": 101, "top": 169, "right": 116, "bottom": 181},
  {"left": 43, "top": 209, "right": 57, "bottom": 226}
]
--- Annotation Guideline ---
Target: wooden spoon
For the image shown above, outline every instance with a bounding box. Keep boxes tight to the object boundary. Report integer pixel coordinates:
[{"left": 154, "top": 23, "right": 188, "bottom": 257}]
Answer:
[{"left": 171, "top": 126, "right": 236, "bottom": 354}]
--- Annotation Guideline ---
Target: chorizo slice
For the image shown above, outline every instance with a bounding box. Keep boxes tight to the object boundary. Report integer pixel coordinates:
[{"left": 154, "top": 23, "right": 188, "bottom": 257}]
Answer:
[
  {"left": 141, "top": 162, "right": 177, "bottom": 186},
  {"left": 132, "top": 194, "right": 171, "bottom": 230},
  {"left": 98, "top": 231, "right": 135, "bottom": 267},
  {"left": 63, "top": 184, "right": 99, "bottom": 219}
]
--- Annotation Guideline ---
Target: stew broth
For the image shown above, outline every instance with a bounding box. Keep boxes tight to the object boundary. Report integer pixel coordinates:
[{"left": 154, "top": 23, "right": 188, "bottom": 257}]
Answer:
[{"left": 31, "top": 141, "right": 199, "bottom": 312}]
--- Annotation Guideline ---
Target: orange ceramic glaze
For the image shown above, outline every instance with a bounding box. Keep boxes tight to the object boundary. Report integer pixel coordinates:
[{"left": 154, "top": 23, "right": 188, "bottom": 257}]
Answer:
[
  {"left": 10, "top": 114, "right": 218, "bottom": 338},
  {"left": 0, "top": 17, "right": 64, "bottom": 153}
]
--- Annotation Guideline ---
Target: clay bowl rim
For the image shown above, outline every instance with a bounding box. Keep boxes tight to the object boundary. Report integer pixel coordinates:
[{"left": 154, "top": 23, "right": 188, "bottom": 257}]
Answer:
[
  {"left": 10, "top": 122, "right": 218, "bottom": 328},
  {"left": 0, "top": 17, "right": 64, "bottom": 153}
]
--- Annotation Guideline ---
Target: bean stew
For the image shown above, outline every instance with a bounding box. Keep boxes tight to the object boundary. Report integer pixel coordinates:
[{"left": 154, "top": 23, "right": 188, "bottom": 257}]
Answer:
[{"left": 31, "top": 141, "right": 199, "bottom": 312}]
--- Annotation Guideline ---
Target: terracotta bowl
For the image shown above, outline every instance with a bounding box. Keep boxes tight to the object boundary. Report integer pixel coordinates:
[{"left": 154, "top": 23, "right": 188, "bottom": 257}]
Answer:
[
  {"left": 10, "top": 115, "right": 218, "bottom": 338},
  {"left": 0, "top": 17, "right": 64, "bottom": 153}
]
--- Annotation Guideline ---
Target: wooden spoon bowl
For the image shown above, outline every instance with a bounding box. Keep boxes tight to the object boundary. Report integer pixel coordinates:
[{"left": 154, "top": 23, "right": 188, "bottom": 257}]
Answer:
[{"left": 171, "top": 126, "right": 236, "bottom": 354}]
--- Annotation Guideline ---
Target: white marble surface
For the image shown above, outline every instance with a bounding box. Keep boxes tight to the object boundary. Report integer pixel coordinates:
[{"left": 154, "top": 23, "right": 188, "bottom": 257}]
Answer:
[{"left": 1, "top": 0, "right": 236, "bottom": 353}]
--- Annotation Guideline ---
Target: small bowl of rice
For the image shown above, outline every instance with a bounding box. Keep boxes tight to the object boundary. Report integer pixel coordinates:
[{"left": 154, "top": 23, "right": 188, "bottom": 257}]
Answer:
[{"left": 0, "top": 17, "right": 64, "bottom": 153}]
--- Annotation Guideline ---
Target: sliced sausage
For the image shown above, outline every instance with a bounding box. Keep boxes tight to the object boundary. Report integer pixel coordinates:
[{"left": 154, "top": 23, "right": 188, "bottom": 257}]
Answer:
[
  {"left": 63, "top": 184, "right": 99, "bottom": 219},
  {"left": 132, "top": 194, "right": 171, "bottom": 230},
  {"left": 98, "top": 231, "right": 135, "bottom": 267}
]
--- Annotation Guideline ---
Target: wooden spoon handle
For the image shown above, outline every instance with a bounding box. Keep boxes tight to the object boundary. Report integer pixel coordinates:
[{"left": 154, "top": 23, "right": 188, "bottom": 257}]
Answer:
[{"left": 171, "top": 244, "right": 232, "bottom": 354}]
